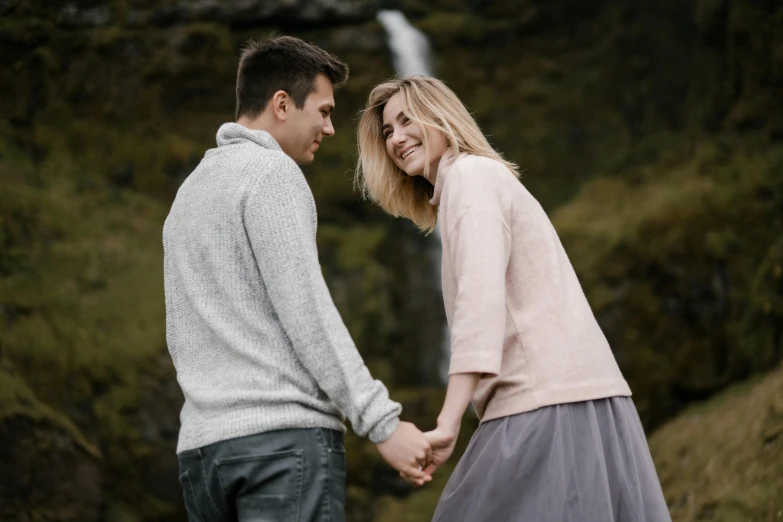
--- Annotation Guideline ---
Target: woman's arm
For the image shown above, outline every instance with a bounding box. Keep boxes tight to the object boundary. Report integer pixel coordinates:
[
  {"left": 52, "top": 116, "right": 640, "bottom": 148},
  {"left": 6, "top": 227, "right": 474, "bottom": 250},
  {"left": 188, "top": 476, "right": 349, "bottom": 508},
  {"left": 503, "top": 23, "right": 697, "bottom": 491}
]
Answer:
[
  {"left": 407, "top": 372, "right": 480, "bottom": 479},
  {"left": 437, "top": 372, "right": 481, "bottom": 433}
]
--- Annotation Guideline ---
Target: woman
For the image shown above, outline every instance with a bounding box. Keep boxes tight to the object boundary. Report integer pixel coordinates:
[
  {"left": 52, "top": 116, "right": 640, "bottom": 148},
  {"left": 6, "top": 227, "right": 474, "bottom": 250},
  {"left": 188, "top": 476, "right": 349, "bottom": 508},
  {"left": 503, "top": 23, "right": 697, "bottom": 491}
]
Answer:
[{"left": 355, "top": 76, "right": 671, "bottom": 522}]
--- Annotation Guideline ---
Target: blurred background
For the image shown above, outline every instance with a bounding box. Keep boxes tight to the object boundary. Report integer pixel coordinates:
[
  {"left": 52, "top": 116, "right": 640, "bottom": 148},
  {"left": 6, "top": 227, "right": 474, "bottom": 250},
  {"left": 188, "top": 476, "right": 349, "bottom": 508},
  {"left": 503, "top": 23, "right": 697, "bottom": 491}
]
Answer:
[{"left": 1, "top": 0, "right": 782, "bottom": 521}]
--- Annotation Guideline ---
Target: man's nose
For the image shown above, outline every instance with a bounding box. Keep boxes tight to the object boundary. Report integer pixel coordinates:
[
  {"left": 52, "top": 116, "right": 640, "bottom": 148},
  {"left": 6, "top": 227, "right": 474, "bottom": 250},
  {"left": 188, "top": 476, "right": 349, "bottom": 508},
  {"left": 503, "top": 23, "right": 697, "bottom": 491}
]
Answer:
[{"left": 322, "top": 117, "right": 335, "bottom": 137}]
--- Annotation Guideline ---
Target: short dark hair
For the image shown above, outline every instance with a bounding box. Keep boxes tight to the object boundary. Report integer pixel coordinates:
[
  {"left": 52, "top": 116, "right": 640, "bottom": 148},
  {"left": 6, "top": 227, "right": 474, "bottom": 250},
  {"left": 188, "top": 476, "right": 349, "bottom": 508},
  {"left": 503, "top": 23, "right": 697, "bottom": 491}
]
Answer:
[{"left": 235, "top": 36, "right": 349, "bottom": 120}]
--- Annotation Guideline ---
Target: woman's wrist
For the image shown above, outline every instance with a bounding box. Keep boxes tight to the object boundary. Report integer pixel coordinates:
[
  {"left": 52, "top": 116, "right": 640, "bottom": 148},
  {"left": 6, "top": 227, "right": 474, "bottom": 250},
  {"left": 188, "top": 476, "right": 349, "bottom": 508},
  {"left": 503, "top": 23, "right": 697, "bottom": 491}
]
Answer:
[{"left": 436, "top": 415, "right": 461, "bottom": 436}]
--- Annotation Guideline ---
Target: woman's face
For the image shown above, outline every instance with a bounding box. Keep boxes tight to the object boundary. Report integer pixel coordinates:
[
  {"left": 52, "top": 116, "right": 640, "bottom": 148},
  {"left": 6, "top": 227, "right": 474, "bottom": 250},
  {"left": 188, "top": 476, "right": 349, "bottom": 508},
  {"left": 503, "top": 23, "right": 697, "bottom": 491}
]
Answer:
[{"left": 381, "top": 92, "right": 447, "bottom": 179}]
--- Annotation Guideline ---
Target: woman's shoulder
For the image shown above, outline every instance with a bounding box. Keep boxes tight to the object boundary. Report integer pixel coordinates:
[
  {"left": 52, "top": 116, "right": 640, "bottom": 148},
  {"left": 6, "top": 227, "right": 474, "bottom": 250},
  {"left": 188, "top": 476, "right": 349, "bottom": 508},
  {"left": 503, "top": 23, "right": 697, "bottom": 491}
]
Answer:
[
  {"left": 440, "top": 153, "right": 521, "bottom": 211},
  {"left": 448, "top": 153, "right": 518, "bottom": 192},
  {"left": 452, "top": 153, "right": 513, "bottom": 177}
]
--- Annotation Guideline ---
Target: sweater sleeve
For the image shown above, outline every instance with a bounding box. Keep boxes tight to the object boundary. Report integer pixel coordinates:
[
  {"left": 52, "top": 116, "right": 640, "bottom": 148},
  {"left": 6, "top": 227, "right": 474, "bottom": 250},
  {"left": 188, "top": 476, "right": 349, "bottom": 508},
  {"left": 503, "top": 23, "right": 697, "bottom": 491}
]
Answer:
[
  {"left": 445, "top": 176, "right": 512, "bottom": 376},
  {"left": 243, "top": 154, "right": 401, "bottom": 443}
]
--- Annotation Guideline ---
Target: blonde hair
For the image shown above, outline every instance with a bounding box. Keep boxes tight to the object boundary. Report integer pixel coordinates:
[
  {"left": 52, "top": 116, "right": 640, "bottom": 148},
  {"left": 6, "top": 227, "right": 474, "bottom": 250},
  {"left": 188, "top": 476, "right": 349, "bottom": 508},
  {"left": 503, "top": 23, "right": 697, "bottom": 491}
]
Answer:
[{"left": 355, "top": 75, "right": 519, "bottom": 234}]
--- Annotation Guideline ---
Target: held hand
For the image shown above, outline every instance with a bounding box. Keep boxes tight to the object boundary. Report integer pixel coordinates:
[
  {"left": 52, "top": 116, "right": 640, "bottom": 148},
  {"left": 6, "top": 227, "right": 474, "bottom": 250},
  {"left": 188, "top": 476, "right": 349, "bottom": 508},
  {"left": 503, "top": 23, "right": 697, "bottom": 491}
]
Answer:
[
  {"left": 420, "top": 425, "right": 458, "bottom": 476},
  {"left": 376, "top": 421, "right": 433, "bottom": 487}
]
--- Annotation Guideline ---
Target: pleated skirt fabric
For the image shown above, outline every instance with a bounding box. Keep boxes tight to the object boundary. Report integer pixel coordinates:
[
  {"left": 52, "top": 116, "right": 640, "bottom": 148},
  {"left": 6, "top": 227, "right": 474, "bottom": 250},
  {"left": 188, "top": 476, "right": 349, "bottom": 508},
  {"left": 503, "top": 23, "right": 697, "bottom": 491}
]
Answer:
[{"left": 432, "top": 396, "right": 672, "bottom": 522}]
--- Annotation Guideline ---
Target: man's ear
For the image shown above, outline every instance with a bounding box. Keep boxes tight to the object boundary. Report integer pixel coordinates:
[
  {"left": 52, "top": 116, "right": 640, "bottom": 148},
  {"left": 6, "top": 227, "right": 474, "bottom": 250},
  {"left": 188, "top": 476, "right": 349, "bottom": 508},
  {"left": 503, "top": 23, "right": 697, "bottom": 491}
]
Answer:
[{"left": 270, "top": 90, "right": 290, "bottom": 122}]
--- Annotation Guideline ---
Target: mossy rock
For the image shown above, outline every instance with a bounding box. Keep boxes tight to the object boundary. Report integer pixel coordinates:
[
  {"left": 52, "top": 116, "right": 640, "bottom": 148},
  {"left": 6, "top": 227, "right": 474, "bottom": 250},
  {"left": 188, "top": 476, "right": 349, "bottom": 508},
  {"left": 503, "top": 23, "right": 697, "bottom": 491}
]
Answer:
[
  {"left": 0, "top": 358, "right": 102, "bottom": 522},
  {"left": 0, "top": 157, "right": 185, "bottom": 521},
  {"left": 1, "top": 1, "right": 783, "bottom": 520},
  {"left": 649, "top": 363, "right": 783, "bottom": 521},
  {"left": 553, "top": 139, "right": 783, "bottom": 428}
]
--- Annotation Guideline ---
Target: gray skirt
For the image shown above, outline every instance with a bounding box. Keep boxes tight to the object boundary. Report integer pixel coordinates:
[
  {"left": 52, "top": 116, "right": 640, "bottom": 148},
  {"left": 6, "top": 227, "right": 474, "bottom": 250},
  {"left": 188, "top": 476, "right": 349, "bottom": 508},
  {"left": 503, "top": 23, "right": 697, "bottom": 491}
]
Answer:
[{"left": 432, "top": 396, "right": 672, "bottom": 522}]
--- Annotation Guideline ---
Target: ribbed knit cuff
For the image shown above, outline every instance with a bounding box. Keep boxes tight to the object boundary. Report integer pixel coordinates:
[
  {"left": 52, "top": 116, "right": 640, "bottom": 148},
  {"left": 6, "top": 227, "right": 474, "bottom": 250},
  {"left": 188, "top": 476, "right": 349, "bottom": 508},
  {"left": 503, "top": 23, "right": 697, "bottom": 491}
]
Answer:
[{"left": 367, "top": 415, "right": 400, "bottom": 444}]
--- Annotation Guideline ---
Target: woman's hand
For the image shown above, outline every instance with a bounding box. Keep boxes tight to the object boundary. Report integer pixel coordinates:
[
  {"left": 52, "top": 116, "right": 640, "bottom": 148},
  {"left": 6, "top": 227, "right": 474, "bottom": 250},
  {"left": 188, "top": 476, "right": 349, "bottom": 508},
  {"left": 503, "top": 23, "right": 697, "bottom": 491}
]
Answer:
[
  {"left": 423, "top": 425, "right": 458, "bottom": 475},
  {"left": 399, "top": 424, "right": 458, "bottom": 483},
  {"left": 398, "top": 373, "right": 478, "bottom": 485}
]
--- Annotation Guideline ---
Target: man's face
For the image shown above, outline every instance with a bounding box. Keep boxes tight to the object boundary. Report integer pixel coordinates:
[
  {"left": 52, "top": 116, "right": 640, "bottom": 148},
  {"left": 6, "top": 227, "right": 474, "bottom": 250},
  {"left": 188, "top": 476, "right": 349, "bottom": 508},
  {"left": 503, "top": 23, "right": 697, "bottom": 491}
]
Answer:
[{"left": 284, "top": 74, "right": 335, "bottom": 165}]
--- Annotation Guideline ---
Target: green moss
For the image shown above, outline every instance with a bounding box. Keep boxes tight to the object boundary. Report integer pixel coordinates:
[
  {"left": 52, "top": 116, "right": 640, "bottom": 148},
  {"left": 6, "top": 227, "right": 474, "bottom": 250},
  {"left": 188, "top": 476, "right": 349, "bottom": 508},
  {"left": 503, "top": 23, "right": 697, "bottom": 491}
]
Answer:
[
  {"left": 649, "top": 363, "right": 783, "bottom": 521},
  {"left": 0, "top": 357, "right": 100, "bottom": 461},
  {"left": 0, "top": 156, "right": 182, "bottom": 520},
  {"left": 1, "top": 0, "right": 782, "bottom": 519},
  {"left": 738, "top": 235, "right": 783, "bottom": 368},
  {"left": 415, "top": 13, "right": 507, "bottom": 46},
  {"left": 552, "top": 139, "right": 783, "bottom": 427}
]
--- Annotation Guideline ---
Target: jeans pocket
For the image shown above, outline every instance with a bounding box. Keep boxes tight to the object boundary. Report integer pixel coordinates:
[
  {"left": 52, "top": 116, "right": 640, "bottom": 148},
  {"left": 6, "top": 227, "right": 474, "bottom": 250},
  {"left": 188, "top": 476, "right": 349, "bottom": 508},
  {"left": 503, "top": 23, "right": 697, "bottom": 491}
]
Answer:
[
  {"left": 217, "top": 450, "right": 303, "bottom": 522},
  {"left": 328, "top": 448, "right": 347, "bottom": 520},
  {"left": 179, "top": 471, "right": 205, "bottom": 522}
]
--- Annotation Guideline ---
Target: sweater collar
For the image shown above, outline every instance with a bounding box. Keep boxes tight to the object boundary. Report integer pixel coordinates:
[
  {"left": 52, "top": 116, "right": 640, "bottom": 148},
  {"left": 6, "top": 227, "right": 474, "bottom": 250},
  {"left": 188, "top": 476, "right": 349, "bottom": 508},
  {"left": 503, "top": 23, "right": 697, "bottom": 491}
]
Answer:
[
  {"left": 429, "top": 148, "right": 461, "bottom": 206},
  {"left": 216, "top": 122, "right": 283, "bottom": 152}
]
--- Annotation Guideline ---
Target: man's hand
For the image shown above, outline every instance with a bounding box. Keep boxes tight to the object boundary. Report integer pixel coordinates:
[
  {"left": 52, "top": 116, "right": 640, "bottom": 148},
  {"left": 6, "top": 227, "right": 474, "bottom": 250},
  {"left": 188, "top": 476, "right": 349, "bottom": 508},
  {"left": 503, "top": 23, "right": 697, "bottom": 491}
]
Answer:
[{"left": 376, "top": 421, "right": 433, "bottom": 487}]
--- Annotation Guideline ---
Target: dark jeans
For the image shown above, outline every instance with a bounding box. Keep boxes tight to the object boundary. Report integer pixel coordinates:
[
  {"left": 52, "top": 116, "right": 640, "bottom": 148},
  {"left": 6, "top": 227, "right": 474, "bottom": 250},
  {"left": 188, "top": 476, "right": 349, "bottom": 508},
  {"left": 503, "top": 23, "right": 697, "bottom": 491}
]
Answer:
[{"left": 177, "top": 428, "right": 346, "bottom": 522}]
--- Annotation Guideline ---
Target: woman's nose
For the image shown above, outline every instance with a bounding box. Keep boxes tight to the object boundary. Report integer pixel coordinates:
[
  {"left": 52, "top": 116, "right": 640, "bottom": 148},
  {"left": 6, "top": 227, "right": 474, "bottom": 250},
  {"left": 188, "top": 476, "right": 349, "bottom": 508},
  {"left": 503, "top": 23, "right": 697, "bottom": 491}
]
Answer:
[{"left": 391, "top": 131, "right": 405, "bottom": 147}]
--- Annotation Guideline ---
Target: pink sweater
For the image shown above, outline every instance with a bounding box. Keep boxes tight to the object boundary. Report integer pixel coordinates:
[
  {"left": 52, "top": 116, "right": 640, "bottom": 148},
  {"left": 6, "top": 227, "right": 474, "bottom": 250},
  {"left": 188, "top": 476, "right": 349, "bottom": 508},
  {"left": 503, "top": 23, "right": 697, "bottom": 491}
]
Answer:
[{"left": 430, "top": 152, "right": 632, "bottom": 422}]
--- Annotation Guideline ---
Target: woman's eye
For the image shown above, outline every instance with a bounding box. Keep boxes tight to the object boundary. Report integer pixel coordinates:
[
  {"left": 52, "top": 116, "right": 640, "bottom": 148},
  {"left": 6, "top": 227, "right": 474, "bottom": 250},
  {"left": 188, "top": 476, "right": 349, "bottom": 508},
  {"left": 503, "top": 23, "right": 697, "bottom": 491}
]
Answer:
[{"left": 401, "top": 116, "right": 410, "bottom": 124}]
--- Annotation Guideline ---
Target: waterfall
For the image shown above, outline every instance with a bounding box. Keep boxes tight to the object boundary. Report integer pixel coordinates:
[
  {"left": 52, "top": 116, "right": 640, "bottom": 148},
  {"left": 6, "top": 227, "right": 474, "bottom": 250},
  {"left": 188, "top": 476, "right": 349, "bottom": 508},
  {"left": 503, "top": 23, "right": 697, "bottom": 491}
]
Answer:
[
  {"left": 376, "top": 10, "right": 432, "bottom": 77},
  {"left": 376, "top": 10, "right": 450, "bottom": 384}
]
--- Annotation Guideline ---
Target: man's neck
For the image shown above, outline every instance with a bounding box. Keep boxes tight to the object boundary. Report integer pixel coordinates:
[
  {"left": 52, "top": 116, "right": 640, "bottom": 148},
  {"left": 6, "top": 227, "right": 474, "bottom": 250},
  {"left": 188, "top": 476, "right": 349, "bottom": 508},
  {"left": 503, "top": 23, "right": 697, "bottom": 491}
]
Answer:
[
  {"left": 236, "top": 115, "right": 268, "bottom": 131},
  {"left": 236, "top": 115, "right": 283, "bottom": 146}
]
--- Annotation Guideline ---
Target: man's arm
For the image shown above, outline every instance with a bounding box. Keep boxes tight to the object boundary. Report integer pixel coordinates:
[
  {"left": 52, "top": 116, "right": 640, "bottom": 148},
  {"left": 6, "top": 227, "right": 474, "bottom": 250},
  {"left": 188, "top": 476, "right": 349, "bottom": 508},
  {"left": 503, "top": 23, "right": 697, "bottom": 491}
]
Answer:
[
  {"left": 244, "top": 154, "right": 430, "bottom": 480},
  {"left": 244, "top": 154, "right": 398, "bottom": 440}
]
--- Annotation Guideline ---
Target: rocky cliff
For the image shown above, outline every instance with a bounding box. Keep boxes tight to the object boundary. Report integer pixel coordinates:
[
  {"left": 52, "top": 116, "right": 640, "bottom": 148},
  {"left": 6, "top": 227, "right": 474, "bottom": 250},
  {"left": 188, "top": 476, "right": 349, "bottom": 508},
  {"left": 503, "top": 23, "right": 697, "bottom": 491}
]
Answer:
[{"left": 1, "top": 0, "right": 781, "bottom": 520}]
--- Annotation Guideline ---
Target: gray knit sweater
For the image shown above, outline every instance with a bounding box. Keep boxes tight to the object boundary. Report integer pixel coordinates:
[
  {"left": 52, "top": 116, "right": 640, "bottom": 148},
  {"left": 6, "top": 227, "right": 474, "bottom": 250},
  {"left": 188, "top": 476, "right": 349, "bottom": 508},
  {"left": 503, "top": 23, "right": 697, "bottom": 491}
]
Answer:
[{"left": 163, "top": 123, "right": 401, "bottom": 453}]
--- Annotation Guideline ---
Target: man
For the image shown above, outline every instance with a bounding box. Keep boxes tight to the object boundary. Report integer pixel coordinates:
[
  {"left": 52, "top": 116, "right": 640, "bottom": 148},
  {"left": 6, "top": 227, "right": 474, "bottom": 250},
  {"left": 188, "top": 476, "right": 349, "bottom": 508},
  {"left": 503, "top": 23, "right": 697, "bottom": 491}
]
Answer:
[{"left": 163, "top": 36, "right": 432, "bottom": 522}]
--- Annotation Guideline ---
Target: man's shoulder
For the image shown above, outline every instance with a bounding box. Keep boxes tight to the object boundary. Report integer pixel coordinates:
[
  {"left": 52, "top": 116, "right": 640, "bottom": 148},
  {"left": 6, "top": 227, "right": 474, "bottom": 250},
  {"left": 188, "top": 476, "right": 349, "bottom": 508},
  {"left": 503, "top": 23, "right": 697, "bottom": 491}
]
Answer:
[
  {"left": 252, "top": 146, "right": 299, "bottom": 171},
  {"left": 248, "top": 149, "right": 309, "bottom": 194},
  {"left": 212, "top": 143, "right": 300, "bottom": 175},
  {"left": 196, "top": 144, "right": 306, "bottom": 200}
]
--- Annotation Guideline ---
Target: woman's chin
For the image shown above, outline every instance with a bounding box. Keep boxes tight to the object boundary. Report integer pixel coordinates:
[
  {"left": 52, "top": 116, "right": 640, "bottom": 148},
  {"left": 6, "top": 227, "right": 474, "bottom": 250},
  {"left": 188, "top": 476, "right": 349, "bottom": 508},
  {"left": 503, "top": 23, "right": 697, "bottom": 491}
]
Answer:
[
  {"left": 394, "top": 158, "right": 423, "bottom": 177},
  {"left": 401, "top": 164, "right": 423, "bottom": 177}
]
